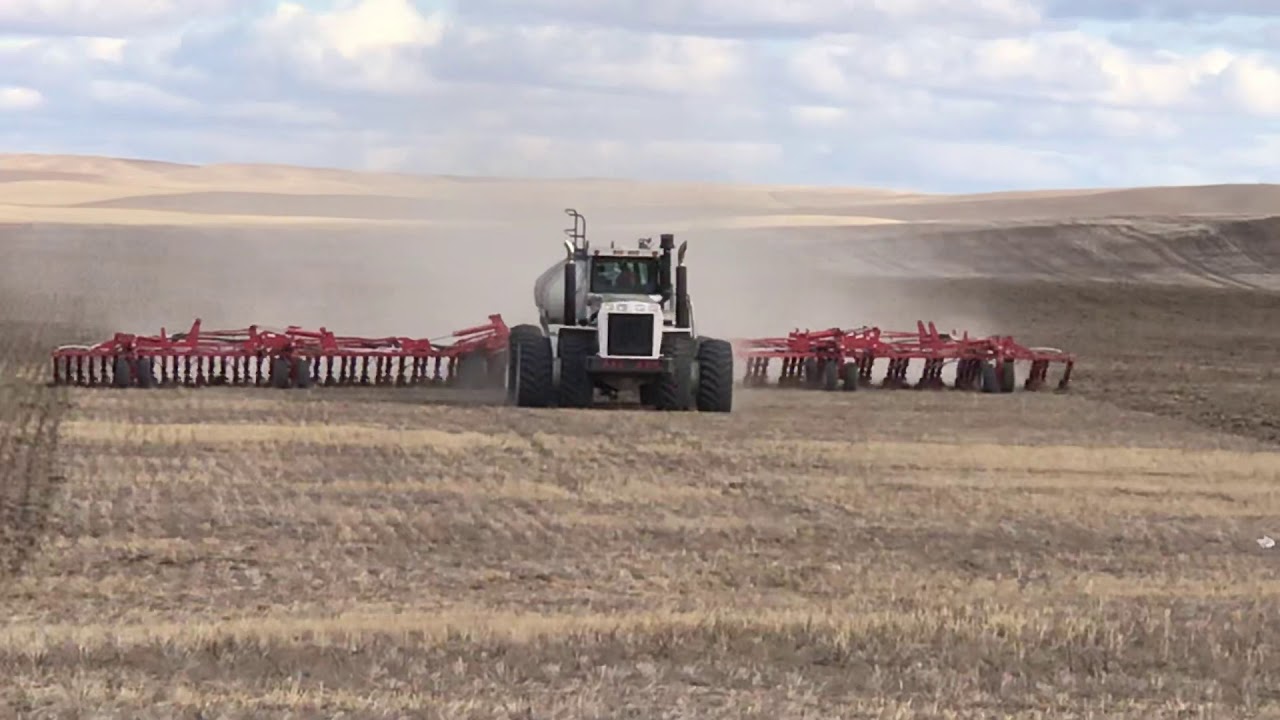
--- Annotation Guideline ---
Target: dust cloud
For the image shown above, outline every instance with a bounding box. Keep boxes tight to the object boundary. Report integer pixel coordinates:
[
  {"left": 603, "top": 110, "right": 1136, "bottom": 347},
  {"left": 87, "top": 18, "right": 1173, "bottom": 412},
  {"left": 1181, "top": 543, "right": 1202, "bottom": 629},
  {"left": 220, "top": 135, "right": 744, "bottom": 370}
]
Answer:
[
  {"left": 0, "top": 204, "right": 988, "bottom": 345},
  {"left": 677, "top": 226, "right": 1007, "bottom": 342},
  {"left": 3, "top": 164, "right": 1280, "bottom": 353},
  {"left": 1, "top": 213, "right": 561, "bottom": 341}
]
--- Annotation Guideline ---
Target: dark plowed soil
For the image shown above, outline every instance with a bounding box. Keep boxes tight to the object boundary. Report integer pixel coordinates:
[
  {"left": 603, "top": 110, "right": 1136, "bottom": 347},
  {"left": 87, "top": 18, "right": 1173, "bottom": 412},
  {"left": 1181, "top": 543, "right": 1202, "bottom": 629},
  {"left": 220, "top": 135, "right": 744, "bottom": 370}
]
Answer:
[
  {"left": 842, "top": 277, "right": 1280, "bottom": 447},
  {"left": 723, "top": 215, "right": 1280, "bottom": 290},
  {"left": 0, "top": 293, "right": 75, "bottom": 578}
]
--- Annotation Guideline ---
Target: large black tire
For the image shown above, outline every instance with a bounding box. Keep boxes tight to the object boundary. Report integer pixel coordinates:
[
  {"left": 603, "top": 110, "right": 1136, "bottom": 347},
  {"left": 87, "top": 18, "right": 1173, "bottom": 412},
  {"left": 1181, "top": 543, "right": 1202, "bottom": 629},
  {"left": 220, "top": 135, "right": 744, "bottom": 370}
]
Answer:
[
  {"left": 694, "top": 337, "right": 733, "bottom": 412},
  {"left": 506, "top": 325, "right": 541, "bottom": 401},
  {"left": 270, "top": 356, "right": 293, "bottom": 389},
  {"left": 822, "top": 359, "right": 839, "bottom": 391},
  {"left": 557, "top": 331, "right": 597, "bottom": 408},
  {"left": 111, "top": 356, "right": 131, "bottom": 388},
  {"left": 803, "top": 358, "right": 821, "bottom": 389},
  {"left": 134, "top": 357, "right": 156, "bottom": 388},
  {"left": 507, "top": 324, "right": 554, "bottom": 408},
  {"left": 293, "top": 357, "right": 313, "bottom": 389},
  {"left": 639, "top": 382, "right": 657, "bottom": 406},
  {"left": 998, "top": 359, "right": 1017, "bottom": 393},
  {"left": 980, "top": 360, "right": 999, "bottom": 393},
  {"left": 841, "top": 362, "right": 859, "bottom": 391},
  {"left": 655, "top": 334, "right": 694, "bottom": 411}
]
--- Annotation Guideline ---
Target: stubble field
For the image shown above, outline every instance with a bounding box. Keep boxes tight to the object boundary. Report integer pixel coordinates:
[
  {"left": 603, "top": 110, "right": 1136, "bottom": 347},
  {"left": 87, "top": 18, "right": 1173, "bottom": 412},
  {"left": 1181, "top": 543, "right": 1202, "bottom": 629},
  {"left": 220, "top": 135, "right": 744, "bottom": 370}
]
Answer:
[{"left": 2, "top": 157, "right": 1280, "bottom": 718}]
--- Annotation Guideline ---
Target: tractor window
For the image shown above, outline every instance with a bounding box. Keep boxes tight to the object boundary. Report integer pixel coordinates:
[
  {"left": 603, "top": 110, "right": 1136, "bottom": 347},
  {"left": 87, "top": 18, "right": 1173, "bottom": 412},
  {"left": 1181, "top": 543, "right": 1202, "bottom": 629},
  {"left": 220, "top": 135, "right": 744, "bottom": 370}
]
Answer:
[{"left": 590, "top": 258, "right": 660, "bottom": 294}]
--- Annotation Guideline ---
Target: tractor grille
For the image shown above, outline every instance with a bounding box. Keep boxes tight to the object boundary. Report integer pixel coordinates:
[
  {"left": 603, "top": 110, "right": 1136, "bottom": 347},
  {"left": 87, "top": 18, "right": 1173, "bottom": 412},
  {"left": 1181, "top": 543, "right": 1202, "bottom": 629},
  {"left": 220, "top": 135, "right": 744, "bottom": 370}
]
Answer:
[{"left": 606, "top": 313, "right": 654, "bottom": 356}]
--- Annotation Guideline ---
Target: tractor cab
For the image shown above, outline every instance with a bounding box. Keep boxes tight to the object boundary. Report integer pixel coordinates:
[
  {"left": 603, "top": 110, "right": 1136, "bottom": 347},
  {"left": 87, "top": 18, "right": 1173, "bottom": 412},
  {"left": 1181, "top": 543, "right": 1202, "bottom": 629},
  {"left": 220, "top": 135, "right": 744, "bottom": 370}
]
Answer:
[
  {"left": 588, "top": 250, "right": 662, "bottom": 296},
  {"left": 582, "top": 244, "right": 671, "bottom": 329}
]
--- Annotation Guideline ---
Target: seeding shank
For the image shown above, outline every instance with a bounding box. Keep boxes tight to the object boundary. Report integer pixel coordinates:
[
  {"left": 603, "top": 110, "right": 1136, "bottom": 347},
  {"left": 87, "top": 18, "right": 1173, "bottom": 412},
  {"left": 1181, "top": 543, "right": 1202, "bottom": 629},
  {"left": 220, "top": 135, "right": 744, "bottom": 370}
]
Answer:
[
  {"left": 733, "top": 320, "right": 1074, "bottom": 392},
  {"left": 49, "top": 315, "right": 511, "bottom": 389}
]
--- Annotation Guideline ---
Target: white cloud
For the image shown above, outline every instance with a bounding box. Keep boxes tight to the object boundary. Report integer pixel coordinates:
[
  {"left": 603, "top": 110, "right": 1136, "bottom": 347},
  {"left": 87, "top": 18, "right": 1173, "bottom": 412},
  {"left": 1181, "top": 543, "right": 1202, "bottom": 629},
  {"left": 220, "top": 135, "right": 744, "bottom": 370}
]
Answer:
[
  {"left": 220, "top": 101, "right": 342, "bottom": 127},
  {"left": 87, "top": 80, "right": 198, "bottom": 113},
  {"left": 1219, "top": 55, "right": 1280, "bottom": 116},
  {"left": 83, "top": 36, "right": 126, "bottom": 62},
  {"left": 0, "top": 0, "right": 235, "bottom": 36},
  {"left": 436, "top": 24, "right": 751, "bottom": 98},
  {"left": 0, "top": 0, "right": 1277, "bottom": 190},
  {"left": 1089, "top": 108, "right": 1181, "bottom": 139},
  {"left": 249, "top": 0, "right": 445, "bottom": 94},
  {"left": 1043, "top": 0, "right": 1278, "bottom": 19},
  {"left": 261, "top": 0, "right": 444, "bottom": 58},
  {"left": 789, "top": 105, "right": 848, "bottom": 129},
  {"left": 789, "top": 29, "right": 1278, "bottom": 116},
  {"left": 0, "top": 86, "right": 43, "bottom": 110},
  {"left": 456, "top": 0, "right": 1043, "bottom": 36}
]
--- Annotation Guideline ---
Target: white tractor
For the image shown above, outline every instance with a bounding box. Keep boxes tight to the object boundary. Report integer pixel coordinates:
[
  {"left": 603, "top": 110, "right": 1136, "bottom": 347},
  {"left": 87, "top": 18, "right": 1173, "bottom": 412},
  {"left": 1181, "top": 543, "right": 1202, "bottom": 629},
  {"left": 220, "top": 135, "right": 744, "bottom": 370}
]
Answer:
[{"left": 506, "top": 209, "right": 733, "bottom": 412}]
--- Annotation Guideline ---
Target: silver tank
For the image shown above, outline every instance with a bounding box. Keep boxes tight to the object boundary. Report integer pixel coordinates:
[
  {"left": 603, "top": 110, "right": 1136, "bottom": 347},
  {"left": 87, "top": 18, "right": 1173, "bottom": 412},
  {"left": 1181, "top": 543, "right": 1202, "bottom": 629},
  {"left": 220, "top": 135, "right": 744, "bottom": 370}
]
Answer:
[{"left": 533, "top": 259, "right": 590, "bottom": 326}]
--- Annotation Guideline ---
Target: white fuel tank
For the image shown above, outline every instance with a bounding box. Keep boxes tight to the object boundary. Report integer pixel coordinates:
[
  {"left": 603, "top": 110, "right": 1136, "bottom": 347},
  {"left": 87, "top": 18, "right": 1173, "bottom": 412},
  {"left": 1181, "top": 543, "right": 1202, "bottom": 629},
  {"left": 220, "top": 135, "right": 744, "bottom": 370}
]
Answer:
[{"left": 533, "top": 259, "right": 590, "bottom": 326}]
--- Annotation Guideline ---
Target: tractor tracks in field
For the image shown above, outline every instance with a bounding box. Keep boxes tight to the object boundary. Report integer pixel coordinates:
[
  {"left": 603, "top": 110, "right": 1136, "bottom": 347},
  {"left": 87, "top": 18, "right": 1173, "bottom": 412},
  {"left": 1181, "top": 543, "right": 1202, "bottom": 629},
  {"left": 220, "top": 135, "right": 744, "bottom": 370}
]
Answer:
[
  {"left": 0, "top": 334, "right": 71, "bottom": 580},
  {"left": 1108, "top": 222, "right": 1266, "bottom": 291}
]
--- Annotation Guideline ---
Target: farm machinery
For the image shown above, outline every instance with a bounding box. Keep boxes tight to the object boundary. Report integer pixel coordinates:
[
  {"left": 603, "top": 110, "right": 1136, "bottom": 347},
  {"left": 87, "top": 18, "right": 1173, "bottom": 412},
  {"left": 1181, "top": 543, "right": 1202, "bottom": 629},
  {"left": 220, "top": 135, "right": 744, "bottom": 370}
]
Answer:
[
  {"left": 506, "top": 209, "right": 734, "bottom": 411},
  {"left": 46, "top": 207, "right": 1074, "bottom": 403},
  {"left": 49, "top": 315, "right": 510, "bottom": 389},
  {"left": 733, "top": 322, "right": 1074, "bottom": 393}
]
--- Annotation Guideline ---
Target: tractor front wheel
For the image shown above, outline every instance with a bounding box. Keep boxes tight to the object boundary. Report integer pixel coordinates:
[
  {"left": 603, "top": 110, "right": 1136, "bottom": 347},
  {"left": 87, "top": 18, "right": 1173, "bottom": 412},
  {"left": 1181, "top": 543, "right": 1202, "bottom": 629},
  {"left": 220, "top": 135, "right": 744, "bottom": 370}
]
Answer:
[
  {"left": 557, "top": 331, "right": 597, "bottom": 408},
  {"left": 694, "top": 337, "right": 733, "bottom": 412},
  {"left": 655, "top": 334, "right": 695, "bottom": 411}
]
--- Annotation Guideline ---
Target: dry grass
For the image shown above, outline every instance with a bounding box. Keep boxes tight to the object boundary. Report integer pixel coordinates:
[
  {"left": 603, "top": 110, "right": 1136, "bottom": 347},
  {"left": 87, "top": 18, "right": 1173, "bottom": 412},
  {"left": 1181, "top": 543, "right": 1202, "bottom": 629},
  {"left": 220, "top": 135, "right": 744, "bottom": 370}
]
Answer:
[{"left": 4, "top": 377, "right": 1280, "bottom": 718}]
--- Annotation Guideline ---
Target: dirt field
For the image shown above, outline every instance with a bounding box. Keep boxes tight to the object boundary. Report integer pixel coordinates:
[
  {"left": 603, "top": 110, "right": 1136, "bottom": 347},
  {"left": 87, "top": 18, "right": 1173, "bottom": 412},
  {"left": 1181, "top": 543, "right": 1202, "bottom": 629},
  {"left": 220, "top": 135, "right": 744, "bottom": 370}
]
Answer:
[{"left": 2, "top": 156, "right": 1280, "bottom": 718}]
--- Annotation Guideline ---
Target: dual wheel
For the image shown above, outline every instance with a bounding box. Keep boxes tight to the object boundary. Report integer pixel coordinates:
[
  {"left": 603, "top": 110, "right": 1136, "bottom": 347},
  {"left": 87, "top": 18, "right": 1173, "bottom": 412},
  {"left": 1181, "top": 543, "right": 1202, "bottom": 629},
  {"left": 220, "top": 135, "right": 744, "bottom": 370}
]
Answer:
[
  {"left": 800, "top": 358, "right": 859, "bottom": 392},
  {"left": 978, "top": 359, "right": 1017, "bottom": 393},
  {"left": 269, "top": 356, "right": 313, "bottom": 389},
  {"left": 506, "top": 324, "right": 732, "bottom": 412},
  {"left": 796, "top": 357, "right": 1017, "bottom": 392},
  {"left": 111, "top": 356, "right": 157, "bottom": 388}
]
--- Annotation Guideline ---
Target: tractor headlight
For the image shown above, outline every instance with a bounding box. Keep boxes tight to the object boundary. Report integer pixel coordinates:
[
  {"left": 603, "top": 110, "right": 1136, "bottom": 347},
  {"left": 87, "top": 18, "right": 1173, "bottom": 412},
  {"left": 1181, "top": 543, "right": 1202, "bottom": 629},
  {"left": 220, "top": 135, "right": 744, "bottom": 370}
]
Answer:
[{"left": 605, "top": 301, "right": 657, "bottom": 313}]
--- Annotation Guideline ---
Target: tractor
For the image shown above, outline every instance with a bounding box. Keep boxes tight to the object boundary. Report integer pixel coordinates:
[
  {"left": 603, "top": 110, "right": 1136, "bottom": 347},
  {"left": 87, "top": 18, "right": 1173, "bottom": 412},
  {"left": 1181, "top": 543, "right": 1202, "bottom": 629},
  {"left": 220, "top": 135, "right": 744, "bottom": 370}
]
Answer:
[{"left": 506, "top": 209, "right": 733, "bottom": 412}]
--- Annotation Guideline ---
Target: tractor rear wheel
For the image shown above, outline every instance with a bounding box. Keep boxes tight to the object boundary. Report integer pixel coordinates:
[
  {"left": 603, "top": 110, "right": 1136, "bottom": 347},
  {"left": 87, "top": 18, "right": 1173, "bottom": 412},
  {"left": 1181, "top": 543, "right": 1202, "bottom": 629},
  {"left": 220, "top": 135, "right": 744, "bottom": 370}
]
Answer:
[
  {"left": 506, "top": 325, "right": 540, "bottom": 400},
  {"left": 508, "top": 324, "right": 554, "bottom": 407},
  {"left": 694, "top": 337, "right": 733, "bottom": 412},
  {"left": 557, "top": 331, "right": 597, "bottom": 408}
]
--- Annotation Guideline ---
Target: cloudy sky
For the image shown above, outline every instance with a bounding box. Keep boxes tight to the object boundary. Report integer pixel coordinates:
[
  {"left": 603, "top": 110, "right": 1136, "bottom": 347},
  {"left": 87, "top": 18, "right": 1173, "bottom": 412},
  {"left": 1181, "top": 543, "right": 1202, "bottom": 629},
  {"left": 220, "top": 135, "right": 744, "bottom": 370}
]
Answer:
[{"left": 0, "top": 0, "right": 1277, "bottom": 191}]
